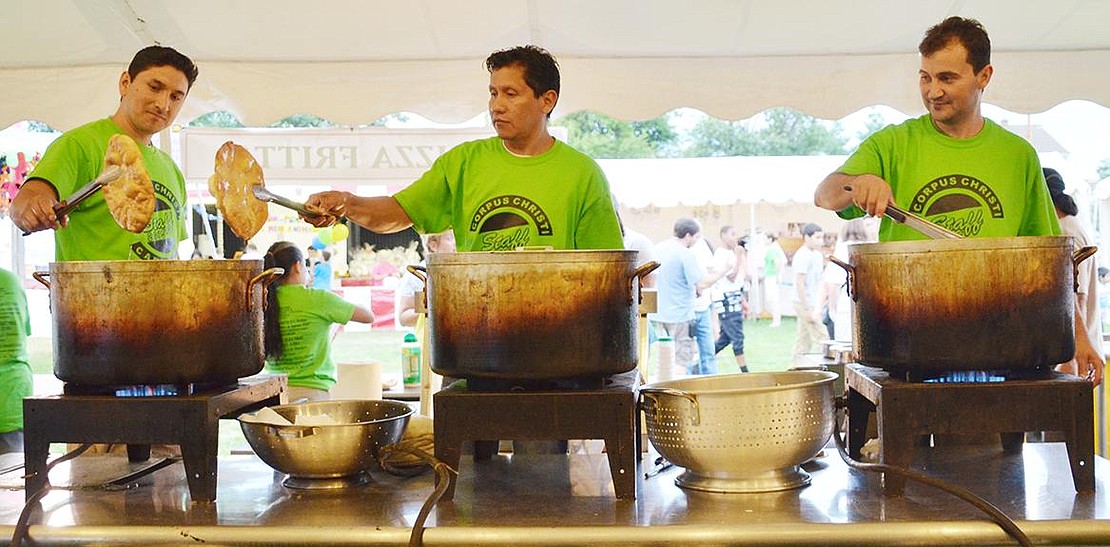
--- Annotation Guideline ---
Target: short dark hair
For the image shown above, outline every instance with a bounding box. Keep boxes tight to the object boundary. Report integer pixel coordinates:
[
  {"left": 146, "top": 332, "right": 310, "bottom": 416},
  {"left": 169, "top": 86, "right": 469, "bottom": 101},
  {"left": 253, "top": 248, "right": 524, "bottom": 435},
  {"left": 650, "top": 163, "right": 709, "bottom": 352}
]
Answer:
[
  {"left": 485, "top": 45, "right": 560, "bottom": 116},
  {"left": 673, "top": 217, "right": 700, "bottom": 238},
  {"left": 802, "top": 223, "right": 823, "bottom": 238},
  {"left": 919, "top": 16, "right": 991, "bottom": 74},
  {"left": 719, "top": 225, "right": 734, "bottom": 238},
  {"left": 129, "top": 45, "right": 199, "bottom": 89}
]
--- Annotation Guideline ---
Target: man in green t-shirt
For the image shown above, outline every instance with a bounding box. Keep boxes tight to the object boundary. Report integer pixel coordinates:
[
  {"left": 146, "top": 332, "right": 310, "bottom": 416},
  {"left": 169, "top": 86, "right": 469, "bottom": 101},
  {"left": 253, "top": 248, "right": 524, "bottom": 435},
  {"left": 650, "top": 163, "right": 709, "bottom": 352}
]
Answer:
[
  {"left": 0, "top": 268, "right": 32, "bottom": 454},
  {"left": 813, "top": 16, "right": 1103, "bottom": 384},
  {"left": 11, "top": 46, "right": 198, "bottom": 261},
  {"left": 300, "top": 45, "right": 623, "bottom": 252}
]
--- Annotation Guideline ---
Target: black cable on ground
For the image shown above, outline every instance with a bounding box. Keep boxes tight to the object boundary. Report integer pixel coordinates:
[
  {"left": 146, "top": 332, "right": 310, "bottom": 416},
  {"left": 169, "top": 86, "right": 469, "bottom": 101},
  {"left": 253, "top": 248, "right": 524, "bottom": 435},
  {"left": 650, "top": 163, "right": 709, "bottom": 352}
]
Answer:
[
  {"left": 379, "top": 443, "right": 458, "bottom": 547},
  {"left": 11, "top": 442, "right": 94, "bottom": 547},
  {"left": 832, "top": 398, "right": 1032, "bottom": 547}
]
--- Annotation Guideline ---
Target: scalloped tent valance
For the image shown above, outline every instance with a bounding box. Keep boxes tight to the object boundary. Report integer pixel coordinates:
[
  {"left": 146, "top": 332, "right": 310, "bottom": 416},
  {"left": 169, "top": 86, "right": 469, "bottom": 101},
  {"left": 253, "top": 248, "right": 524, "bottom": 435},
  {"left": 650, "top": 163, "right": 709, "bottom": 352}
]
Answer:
[{"left": 3, "top": 0, "right": 1108, "bottom": 130}]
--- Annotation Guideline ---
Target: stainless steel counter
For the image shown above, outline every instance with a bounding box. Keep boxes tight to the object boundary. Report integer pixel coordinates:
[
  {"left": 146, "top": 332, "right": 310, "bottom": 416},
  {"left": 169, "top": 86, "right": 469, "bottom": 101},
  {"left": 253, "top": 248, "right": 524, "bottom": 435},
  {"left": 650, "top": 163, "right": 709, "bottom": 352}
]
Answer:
[{"left": 2, "top": 441, "right": 1109, "bottom": 545}]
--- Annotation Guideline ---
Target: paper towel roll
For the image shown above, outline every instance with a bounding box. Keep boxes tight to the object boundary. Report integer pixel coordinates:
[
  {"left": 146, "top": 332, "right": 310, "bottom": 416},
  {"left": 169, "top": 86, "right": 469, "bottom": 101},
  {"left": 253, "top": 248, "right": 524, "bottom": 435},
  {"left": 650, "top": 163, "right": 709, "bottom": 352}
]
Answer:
[{"left": 333, "top": 361, "right": 383, "bottom": 400}]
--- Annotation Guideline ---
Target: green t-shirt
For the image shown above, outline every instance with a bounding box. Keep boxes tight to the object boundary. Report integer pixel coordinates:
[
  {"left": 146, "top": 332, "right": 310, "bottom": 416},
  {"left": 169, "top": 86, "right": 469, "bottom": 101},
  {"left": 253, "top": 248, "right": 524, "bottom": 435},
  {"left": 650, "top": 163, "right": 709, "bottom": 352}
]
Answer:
[
  {"left": 836, "top": 115, "right": 1060, "bottom": 240},
  {"left": 763, "top": 244, "right": 785, "bottom": 277},
  {"left": 394, "top": 137, "right": 623, "bottom": 251},
  {"left": 28, "top": 118, "right": 189, "bottom": 261},
  {"left": 0, "top": 269, "right": 32, "bottom": 433},
  {"left": 265, "top": 284, "right": 356, "bottom": 391}
]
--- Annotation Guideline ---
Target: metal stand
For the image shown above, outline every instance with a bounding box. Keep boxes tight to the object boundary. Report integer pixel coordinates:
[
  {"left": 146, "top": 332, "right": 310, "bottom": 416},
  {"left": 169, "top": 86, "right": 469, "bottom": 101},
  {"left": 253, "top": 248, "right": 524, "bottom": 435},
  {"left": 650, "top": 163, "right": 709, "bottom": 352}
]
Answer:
[
  {"left": 434, "top": 382, "right": 640, "bottom": 500},
  {"left": 845, "top": 363, "right": 1094, "bottom": 496},
  {"left": 23, "top": 374, "right": 285, "bottom": 503}
]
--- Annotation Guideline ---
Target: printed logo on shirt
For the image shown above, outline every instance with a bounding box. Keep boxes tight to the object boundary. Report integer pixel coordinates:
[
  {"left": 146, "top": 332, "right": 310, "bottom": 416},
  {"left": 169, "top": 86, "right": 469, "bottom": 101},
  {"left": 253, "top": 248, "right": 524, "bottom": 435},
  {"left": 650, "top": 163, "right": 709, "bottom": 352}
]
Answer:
[
  {"left": 131, "top": 179, "right": 181, "bottom": 259},
  {"left": 468, "top": 194, "right": 553, "bottom": 251},
  {"left": 907, "top": 174, "right": 1003, "bottom": 237}
]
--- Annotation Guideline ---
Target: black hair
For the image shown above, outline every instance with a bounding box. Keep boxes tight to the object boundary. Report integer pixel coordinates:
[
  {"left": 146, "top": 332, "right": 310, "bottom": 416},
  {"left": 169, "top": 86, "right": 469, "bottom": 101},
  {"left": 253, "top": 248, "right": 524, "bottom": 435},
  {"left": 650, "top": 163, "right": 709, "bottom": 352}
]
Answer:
[
  {"left": 485, "top": 45, "right": 560, "bottom": 117},
  {"left": 802, "top": 223, "right": 823, "bottom": 238},
  {"left": 1044, "top": 168, "right": 1079, "bottom": 217},
  {"left": 129, "top": 45, "right": 199, "bottom": 89},
  {"left": 262, "top": 241, "right": 304, "bottom": 360},
  {"left": 673, "top": 217, "right": 700, "bottom": 239},
  {"left": 919, "top": 16, "right": 991, "bottom": 74}
]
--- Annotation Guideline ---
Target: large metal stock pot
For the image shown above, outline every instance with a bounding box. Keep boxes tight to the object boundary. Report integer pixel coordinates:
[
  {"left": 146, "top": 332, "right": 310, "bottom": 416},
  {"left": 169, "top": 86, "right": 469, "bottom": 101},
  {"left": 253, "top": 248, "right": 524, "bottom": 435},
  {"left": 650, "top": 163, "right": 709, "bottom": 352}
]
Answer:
[
  {"left": 413, "top": 249, "right": 658, "bottom": 380},
  {"left": 34, "top": 260, "right": 283, "bottom": 385},
  {"left": 830, "top": 236, "right": 1096, "bottom": 374}
]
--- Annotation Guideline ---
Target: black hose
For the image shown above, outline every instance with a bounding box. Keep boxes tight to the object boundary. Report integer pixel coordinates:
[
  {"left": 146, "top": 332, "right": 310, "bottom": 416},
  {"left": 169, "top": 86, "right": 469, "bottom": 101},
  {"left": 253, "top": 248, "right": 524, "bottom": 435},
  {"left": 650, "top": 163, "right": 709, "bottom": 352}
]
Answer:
[
  {"left": 11, "top": 443, "right": 94, "bottom": 547},
  {"left": 378, "top": 443, "right": 458, "bottom": 547},
  {"left": 832, "top": 398, "right": 1033, "bottom": 547}
]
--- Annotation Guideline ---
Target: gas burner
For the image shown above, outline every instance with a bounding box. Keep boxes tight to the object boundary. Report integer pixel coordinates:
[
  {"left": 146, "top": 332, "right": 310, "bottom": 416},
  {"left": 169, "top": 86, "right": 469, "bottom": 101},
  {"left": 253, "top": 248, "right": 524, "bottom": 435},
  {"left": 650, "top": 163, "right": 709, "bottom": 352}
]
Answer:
[
  {"left": 901, "top": 368, "right": 1054, "bottom": 383},
  {"left": 61, "top": 381, "right": 241, "bottom": 397}
]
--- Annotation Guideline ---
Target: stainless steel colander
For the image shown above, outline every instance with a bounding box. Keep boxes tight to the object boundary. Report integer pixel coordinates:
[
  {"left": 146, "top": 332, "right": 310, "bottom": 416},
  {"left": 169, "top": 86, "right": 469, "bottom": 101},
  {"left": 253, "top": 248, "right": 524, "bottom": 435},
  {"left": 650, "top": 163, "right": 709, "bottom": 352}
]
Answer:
[{"left": 640, "top": 371, "right": 837, "bottom": 493}]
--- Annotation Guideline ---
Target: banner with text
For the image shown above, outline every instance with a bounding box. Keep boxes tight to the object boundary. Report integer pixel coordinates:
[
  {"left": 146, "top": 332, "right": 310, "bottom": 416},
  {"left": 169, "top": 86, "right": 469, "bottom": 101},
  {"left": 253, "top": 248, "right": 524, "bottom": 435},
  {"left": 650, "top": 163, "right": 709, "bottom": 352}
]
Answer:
[{"left": 181, "top": 126, "right": 498, "bottom": 186}]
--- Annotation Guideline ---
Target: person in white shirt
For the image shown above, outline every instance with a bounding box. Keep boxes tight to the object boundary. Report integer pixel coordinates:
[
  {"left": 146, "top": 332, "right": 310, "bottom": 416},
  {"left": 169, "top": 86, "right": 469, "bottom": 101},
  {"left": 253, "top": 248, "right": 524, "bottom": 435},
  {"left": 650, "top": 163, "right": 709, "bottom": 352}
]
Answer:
[
  {"left": 710, "top": 225, "right": 750, "bottom": 372},
  {"left": 1045, "top": 168, "right": 1102, "bottom": 376},
  {"left": 792, "top": 223, "right": 827, "bottom": 362}
]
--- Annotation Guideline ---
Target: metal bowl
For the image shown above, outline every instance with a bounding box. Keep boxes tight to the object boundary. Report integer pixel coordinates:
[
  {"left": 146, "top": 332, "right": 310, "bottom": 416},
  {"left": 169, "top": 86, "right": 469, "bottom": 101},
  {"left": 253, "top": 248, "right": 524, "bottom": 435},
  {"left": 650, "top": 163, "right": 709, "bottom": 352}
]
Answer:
[
  {"left": 640, "top": 371, "right": 837, "bottom": 493},
  {"left": 238, "top": 399, "right": 413, "bottom": 483}
]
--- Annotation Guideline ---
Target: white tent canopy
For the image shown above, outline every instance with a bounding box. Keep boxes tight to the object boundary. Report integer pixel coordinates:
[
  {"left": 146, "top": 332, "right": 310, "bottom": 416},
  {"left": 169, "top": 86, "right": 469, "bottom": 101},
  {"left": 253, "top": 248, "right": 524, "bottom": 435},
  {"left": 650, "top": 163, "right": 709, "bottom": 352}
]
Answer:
[
  {"left": 3, "top": 0, "right": 1110, "bottom": 130},
  {"left": 601, "top": 156, "right": 846, "bottom": 207}
]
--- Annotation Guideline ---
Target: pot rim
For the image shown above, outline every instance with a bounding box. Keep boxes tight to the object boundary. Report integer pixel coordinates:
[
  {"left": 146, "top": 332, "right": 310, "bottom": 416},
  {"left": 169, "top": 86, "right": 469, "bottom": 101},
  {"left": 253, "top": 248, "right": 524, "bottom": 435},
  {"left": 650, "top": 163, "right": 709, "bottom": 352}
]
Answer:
[
  {"left": 428, "top": 249, "right": 637, "bottom": 265},
  {"left": 849, "top": 235, "right": 1071, "bottom": 255},
  {"left": 48, "top": 258, "right": 264, "bottom": 273}
]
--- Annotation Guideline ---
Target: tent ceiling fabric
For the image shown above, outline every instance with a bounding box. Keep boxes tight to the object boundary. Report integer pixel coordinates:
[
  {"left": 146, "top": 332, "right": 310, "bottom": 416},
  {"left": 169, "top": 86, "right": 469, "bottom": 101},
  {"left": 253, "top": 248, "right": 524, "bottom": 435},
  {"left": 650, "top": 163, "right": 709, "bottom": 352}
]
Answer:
[{"left": 4, "top": 0, "right": 1110, "bottom": 130}]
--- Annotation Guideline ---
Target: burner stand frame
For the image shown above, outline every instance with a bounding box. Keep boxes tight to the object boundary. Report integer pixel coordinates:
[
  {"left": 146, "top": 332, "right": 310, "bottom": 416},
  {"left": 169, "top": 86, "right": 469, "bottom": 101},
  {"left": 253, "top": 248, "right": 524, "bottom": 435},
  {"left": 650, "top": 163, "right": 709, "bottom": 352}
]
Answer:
[
  {"left": 22, "top": 374, "right": 286, "bottom": 503},
  {"left": 845, "top": 363, "right": 1094, "bottom": 496}
]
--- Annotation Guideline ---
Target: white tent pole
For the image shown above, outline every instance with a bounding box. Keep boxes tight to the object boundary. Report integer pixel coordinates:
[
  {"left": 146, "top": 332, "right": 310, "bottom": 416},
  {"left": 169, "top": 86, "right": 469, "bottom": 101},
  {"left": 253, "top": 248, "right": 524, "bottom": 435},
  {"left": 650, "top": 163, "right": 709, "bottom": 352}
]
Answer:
[{"left": 748, "top": 201, "right": 761, "bottom": 317}]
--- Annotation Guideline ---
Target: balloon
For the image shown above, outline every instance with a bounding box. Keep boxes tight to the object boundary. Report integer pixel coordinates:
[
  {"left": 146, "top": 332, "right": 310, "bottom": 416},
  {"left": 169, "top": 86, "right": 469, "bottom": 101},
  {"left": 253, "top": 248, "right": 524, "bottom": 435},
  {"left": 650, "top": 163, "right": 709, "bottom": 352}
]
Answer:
[
  {"left": 310, "top": 236, "right": 326, "bottom": 250},
  {"left": 317, "top": 229, "right": 334, "bottom": 245},
  {"left": 331, "top": 223, "right": 350, "bottom": 241}
]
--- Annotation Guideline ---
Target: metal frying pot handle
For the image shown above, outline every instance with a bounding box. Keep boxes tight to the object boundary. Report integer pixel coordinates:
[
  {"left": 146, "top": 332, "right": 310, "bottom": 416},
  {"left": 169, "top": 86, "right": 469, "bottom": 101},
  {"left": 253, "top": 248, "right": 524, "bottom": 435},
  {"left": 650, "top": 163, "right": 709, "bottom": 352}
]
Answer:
[
  {"left": 629, "top": 261, "right": 661, "bottom": 305},
  {"left": 640, "top": 387, "right": 701, "bottom": 426},
  {"left": 32, "top": 271, "right": 50, "bottom": 289},
  {"left": 1073, "top": 246, "right": 1098, "bottom": 292},
  {"left": 248, "top": 267, "right": 285, "bottom": 308},
  {"left": 406, "top": 265, "right": 428, "bottom": 313},
  {"left": 826, "top": 255, "right": 856, "bottom": 300}
]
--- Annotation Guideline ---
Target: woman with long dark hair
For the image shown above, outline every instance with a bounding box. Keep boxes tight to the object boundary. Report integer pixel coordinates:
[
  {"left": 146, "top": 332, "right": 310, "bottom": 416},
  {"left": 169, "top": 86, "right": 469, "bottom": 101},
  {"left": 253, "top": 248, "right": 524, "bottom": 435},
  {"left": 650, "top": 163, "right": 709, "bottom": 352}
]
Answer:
[{"left": 263, "top": 241, "right": 374, "bottom": 402}]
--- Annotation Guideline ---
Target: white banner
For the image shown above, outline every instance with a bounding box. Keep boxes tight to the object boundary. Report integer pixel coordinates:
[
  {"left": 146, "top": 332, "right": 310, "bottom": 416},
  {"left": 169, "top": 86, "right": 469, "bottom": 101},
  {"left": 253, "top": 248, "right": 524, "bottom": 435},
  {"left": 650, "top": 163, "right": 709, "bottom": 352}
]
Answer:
[{"left": 181, "top": 126, "right": 497, "bottom": 185}]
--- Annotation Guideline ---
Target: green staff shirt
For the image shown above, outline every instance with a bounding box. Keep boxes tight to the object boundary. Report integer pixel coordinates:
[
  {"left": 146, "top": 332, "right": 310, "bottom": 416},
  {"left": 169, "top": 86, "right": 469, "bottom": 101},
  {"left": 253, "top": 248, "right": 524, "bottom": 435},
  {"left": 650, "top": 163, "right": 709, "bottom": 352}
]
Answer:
[
  {"left": 0, "top": 269, "right": 31, "bottom": 433},
  {"left": 28, "top": 118, "right": 189, "bottom": 261},
  {"left": 265, "top": 285, "right": 356, "bottom": 391},
  {"left": 836, "top": 115, "right": 1060, "bottom": 240},
  {"left": 395, "top": 137, "right": 623, "bottom": 251}
]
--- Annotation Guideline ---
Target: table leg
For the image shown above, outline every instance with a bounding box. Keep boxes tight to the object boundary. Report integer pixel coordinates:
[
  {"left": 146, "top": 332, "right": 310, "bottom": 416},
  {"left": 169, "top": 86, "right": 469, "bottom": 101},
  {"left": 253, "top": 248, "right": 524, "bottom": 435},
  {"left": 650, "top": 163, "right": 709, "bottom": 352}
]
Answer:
[
  {"left": 179, "top": 418, "right": 219, "bottom": 503},
  {"left": 877, "top": 398, "right": 913, "bottom": 497},
  {"left": 846, "top": 387, "right": 874, "bottom": 460},
  {"left": 22, "top": 434, "right": 50, "bottom": 503},
  {"left": 1065, "top": 387, "right": 1096, "bottom": 492}
]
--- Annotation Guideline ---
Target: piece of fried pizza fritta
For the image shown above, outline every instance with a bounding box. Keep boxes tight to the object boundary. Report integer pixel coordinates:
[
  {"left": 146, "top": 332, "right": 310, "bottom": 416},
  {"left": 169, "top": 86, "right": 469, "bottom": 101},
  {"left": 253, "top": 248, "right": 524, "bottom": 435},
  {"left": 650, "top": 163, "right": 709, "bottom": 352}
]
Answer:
[
  {"left": 102, "top": 133, "right": 156, "bottom": 233},
  {"left": 209, "top": 141, "right": 268, "bottom": 241}
]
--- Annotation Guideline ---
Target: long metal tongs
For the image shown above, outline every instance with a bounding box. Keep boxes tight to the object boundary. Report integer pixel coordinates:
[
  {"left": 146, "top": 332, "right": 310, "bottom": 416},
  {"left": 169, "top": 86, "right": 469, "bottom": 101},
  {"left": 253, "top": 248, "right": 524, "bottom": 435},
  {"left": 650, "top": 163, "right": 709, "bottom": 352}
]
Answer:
[
  {"left": 251, "top": 186, "right": 345, "bottom": 224},
  {"left": 884, "top": 203, "right": 963, "bottom": 240},
  {"left": 842, "top": 185, "right": 961, "bottom": 240},
  {"left": 21, "top": 165, "right": 123, "bottom": 236}
]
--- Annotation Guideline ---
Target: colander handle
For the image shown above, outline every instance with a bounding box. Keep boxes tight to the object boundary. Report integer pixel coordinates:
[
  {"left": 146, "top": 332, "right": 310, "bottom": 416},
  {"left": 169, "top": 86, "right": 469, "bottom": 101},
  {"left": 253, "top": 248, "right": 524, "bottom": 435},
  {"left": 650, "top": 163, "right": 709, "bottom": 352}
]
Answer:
[{"left": 640, "top": 387, "right": 701, "bottom": 426}]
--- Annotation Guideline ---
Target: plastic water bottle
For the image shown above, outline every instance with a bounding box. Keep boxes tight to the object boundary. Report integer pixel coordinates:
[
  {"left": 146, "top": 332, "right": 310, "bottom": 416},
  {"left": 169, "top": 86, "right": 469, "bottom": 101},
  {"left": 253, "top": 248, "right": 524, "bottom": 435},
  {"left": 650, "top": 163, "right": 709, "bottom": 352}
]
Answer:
[
  {"left": 401, "top": 332, "right": 421, "bottom": 386},
  {"left": 656, "top": 336, "right": 677, "bottom": 382}
]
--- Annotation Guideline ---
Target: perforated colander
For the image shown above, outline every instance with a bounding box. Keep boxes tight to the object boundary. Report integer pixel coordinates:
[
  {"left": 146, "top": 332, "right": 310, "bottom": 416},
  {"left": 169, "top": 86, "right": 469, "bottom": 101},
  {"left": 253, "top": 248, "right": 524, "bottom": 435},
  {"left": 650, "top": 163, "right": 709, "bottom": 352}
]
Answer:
[{"left": 640, "top": 371, "right": 837, "bottom": 493}]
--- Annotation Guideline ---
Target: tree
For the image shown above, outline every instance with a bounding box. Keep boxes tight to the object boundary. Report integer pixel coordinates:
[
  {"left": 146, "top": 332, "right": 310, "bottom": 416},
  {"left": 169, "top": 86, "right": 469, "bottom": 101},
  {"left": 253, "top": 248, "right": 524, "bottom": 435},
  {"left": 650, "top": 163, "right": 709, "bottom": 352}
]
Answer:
[
  {"left": 553, "top": 111, "right": 678, "bottom": 158},
  {"left": 856, "top": 112, "right": 888, "bottom": 143},
  {"left": 187, "top": 111, "right": 244, "bottom": 128},
  {"left": 686, "top": 107, "right": 847, "bottom": 156},
  {"left": 1098, "top": 158, "right": 1110, "bottom": 180}
]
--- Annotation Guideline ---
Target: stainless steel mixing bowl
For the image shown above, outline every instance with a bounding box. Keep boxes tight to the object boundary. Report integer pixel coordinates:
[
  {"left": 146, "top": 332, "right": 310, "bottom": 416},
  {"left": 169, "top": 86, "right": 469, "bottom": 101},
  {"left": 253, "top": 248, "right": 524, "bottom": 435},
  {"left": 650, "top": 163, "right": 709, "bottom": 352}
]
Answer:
[
  {"left": 239, "top": 399, "right": 413, "bottom": 483},
  {"left": 640, "top": 371, "right": 837, "bottom": 493}
]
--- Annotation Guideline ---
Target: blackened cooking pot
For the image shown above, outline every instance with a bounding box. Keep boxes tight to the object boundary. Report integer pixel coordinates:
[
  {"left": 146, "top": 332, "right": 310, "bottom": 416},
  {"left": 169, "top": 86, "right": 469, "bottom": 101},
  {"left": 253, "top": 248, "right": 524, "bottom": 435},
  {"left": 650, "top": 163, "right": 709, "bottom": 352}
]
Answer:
[
  {"left": 410, "top": 249, "right": 658, "bottom": 380},
  {"left": 34, "top": 260, "right": 283, "bottom": 386},
  {"left": 829, "top": 236, "right": 1096, "bottom": 374}
]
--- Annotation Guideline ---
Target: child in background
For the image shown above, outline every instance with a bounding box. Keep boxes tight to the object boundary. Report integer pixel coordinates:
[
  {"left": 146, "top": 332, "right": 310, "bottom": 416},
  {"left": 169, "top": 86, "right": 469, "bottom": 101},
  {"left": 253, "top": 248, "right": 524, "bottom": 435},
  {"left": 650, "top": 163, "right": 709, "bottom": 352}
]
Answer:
[{"left": 263, "top": 241, "right": 374, "bottom": 402}]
